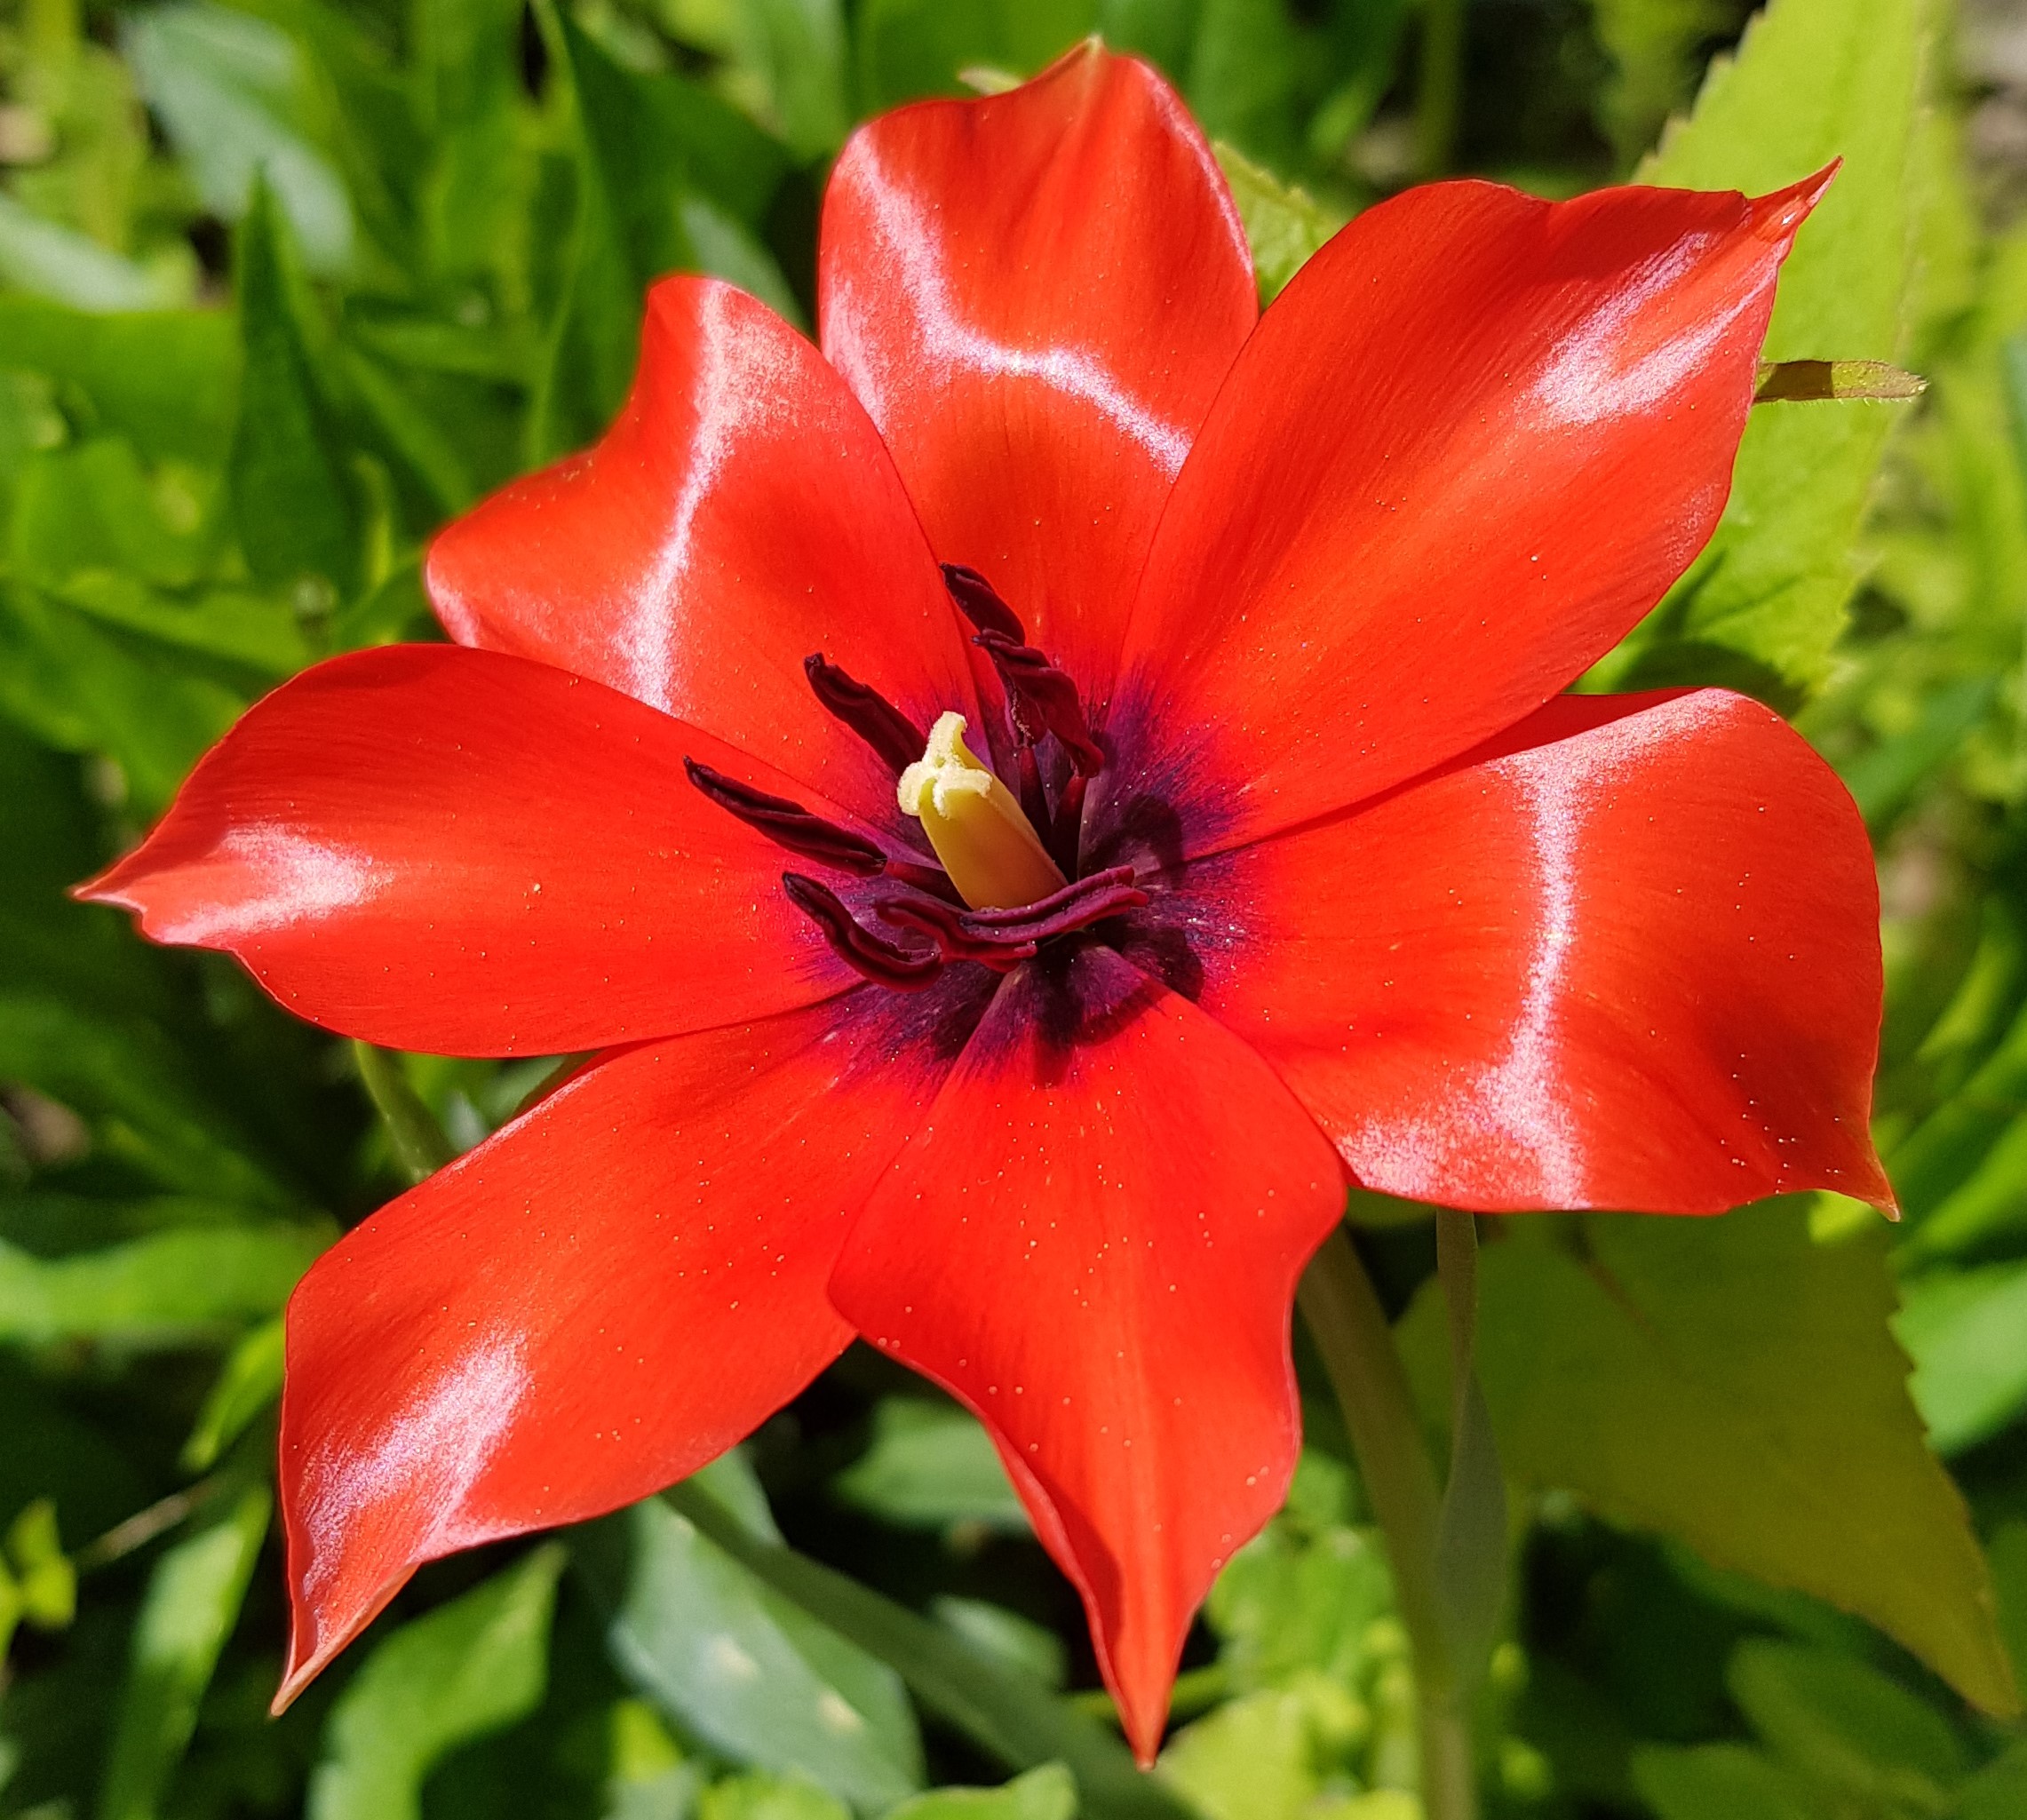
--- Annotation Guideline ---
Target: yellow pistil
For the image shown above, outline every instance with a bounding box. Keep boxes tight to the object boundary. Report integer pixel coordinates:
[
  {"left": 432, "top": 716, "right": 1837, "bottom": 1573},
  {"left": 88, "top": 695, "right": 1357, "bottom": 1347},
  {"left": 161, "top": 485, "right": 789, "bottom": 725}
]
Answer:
[{"left": 897, "top": 712, "right": 1066, "bottom": 910}]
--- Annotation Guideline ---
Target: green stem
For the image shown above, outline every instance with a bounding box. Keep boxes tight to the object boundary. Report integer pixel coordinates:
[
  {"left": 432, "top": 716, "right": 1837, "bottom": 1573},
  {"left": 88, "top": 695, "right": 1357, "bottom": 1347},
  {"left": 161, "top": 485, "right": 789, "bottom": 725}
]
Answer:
[
  {"left": 1415, "top": 0, "right": 1467, "bottom": 177},
  {"left": 1299, "top": 1228, "right": 1478, "bottom": 1820},
  {"left": 353, "top": 1040, "right": 456, "bottom": 1181}
]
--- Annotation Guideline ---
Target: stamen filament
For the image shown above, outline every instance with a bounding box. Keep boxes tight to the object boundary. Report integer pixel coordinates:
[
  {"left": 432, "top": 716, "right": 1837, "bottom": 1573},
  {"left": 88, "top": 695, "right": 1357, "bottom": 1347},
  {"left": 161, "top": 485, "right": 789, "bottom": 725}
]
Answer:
[
  {"left": 684, "top": 759, "right": 886, "bottom": 876},
  {"left": 803, "top": 654, "right": 926, "bottom": 776},
  {"left": 782, "top": 873, "right": 942, "bottom": 989}
]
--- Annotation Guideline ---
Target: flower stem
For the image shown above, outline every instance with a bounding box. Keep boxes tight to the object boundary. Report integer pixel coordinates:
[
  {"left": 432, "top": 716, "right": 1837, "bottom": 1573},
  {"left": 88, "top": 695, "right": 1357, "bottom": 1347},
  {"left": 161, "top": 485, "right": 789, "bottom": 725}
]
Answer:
[
  {"left": 353, "top": 1039, "right": 456, "bottom": 1182},
  {"left": 1298, "top": 1227, "right": 1480, "bottom": 1820},
  {"left": 1415, "top": 0, "right": 1467, "bottom": 177}
]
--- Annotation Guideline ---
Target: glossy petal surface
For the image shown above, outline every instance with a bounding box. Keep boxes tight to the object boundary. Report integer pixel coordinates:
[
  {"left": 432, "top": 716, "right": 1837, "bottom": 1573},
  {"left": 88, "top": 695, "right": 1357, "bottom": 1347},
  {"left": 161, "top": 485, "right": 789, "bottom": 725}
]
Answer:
[
  {"left": 829, "top": 945, "right": 1345, "bottom": 1760},
  {"left": 820, "top": 44, "right": 1256, "bottom": 699},
  {"left": 276, "top": 989, "right": 974, "bottom": 1702},
  {"left": 1102, "top": 175, "right": 1825, "bottom": 858},
  {"left": 427, "top": 278, "right": 976, "bottom": 829},
  {"left": 79, "top": 646, "right": 865, "bottom": 1055},
  {"left": 1127, "top": 691, "right": 1889, "bottom": 1212}
]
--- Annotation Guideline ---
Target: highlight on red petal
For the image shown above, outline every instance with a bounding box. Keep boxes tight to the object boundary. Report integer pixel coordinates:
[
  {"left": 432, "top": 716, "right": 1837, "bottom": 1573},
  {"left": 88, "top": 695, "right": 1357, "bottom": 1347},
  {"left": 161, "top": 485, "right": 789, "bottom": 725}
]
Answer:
[
  {"left": 425, "top": 277, "right": 977, "bottom": 831},
  {"left": 1136, "top": 688, "right": 1889, "bottom": 1213},
  {"left": 274, "top": 992, "right": 964, "bottom": 1706},
  {"left": 819, "top": 41, "right": 1257, "bottom": 702},
  {"left": 76, "top": 646, "right": 869, "bottom": 1056},
  {"left": 1104, "top": 171, "right": 1831, "bottom": 860},
  {"left": 828, "top": 946, "right": 1347, "bottom": 1760}
]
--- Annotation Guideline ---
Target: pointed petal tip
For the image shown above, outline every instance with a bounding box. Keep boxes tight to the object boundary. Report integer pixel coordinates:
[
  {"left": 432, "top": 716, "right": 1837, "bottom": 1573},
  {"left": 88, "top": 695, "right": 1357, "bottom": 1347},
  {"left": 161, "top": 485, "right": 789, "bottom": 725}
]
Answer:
[
  {"left": 1753, "top": 161, "right": 1840, "bottom": 240},
  {"left": 1118, "top": 1688, "right": 1172, "bottom": 1769}
]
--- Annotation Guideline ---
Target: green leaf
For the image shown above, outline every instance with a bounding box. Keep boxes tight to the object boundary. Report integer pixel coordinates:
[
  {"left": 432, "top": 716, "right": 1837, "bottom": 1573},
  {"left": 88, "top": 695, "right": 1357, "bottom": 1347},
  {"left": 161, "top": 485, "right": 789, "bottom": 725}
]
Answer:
[
  {"left": 1992, "top": 1521, "right": 2027, "bottom": 1696},
  {"left": 531, "top": 6, "right": 794, "bottom": 455},
  {"left": 1959, "top": 1741, "right": 2027, "bottom": 1820},
  {"left": 0, "top": 298, "right": 240, "bottom": 466},
  {"left": 1629, "top": 1743, "right": 1823, "bottom": 1820},
  {"left": 1176, "top": 0, "right": 1300, "bottom": 170},
  {"left": 1894, "top": 1260, "right": 2027, "bottom": 1454},
  {"left": 855, "top": 0, "right": 1096, "bottom": 111},
  {"left": 47, "top": 575, "right": 313, "bottom": 678},
  {"left": 1400, "top": 1205, "right": 2021, "bottom": 1716},
  {"left": 121, "top": 2, "right": 356, "bottom": 275},
  {"left": 722, "top": 0, "right": 850, "bottom": 163},
  {"left": 930, "top": 1600, "right": 1068, "bottom": 1692},
  {"left": 884, "top": 1764, "right": 1078, "bottom": 1820},
  {"left": 662, "top": 1483, "right": 1199, "bottom": 1820},
  {"left": 1210, "top": 142, "right": 1345, "bottom": 303},
  {"left": 307, "top": 1545, "right": 566, "bottom": 1820},
  {"left": 5, "top": 1499, "right": 76, "bottom": 1632},
  {"left": 1157, "top": 1682, "right": 1369, "bottom": 1820},
  {"left": 832, "top": 1399, "right": 1029, "bottom": 1534},
  {"left": 0, "top": 992, "right": 287, "bottom": 1204},
  {"left": 0, "top": 584, "right": 245, "bottom": 810},
  {"left": 1594, "top": 0, "right": 1933, "bottom": 701},
  {"left": 1205, "top": 1498, "right": 1391, "bottom": 1694},
  {"left": 11, "top": 439, "right": 219, "bottom": 593},
  {"left": 1726, "top": 1639, "right": 1964, "bottom": 1809},
  {"left": 0, "top": 1226, "right": 321, "bottom": 1348},
  {"left": 1586, "top": 0, "right": 1735, "bottom": 167},
  {"left": 228, "top": 177, "right": 365, "bottom": 599},
  {"left": 97, "top": 1484, "right": 271, "bottom": 1820},
  {"left": 1890, "top": 997, "right": 2027, "bottom": 1224},
  {"left": 0, "top": 195, "right": 183, "bottom": 313},
  {"left": 584, "top": 1496, "right": 926, "bottom": 1812},
  {"left": 698, "top": 1774, "right": 849, "bottom": 1820},
  {"left": 182, "top": 1315, "right": 286, "bottom": 1471}
]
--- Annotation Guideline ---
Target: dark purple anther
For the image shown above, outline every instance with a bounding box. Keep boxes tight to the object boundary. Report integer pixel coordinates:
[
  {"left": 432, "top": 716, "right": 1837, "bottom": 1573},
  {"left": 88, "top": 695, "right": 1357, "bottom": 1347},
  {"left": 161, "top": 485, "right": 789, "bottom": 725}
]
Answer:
[
  {"left": 684, "top": 759, "right": 886, "bottom": 876},
  {"left": 803, "top": 654, "right": 926, "bottom": 776},
  {"left": 940, "top": 563, "right": 1025, "bottom": 641},
  {"left": 972, "top": 632, "right": 1105, "bottom": 776},
  {"left": 879, "top": 866, "right": 1147, "bottom": 969},
  {"left": 783, "top": 873, "right": 943, "bottom": 989}
]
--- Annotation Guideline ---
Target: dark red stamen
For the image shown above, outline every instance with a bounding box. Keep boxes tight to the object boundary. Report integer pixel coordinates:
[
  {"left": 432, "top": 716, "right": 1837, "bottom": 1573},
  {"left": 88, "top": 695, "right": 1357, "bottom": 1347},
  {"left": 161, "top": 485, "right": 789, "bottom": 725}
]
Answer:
[
  {"left": 972, "top": 631, "right": 1105, "bottom": 776},
  {"left": 879, "top": 866, "right": 1147, "bottom": 969},
  {"left": 941, "top": 563, "right": 1025, "bottom": 641},
  {"left": 803, "top": 654, "right": 926, "bottom": 776},
  {"left": 783, "top": 873, "right": 943, "bottom": 990},
  {"left": 685, "top": 759, "right": 886, "bottom": 876}
]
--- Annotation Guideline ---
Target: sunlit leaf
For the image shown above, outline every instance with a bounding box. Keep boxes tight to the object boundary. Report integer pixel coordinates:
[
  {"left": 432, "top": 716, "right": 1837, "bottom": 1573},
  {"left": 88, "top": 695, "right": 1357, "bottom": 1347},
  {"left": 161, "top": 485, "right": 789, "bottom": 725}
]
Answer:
[
  {"left": 1211, "top": 141, "right": 1344, "bottom": 303},
  {"left": 0, "top": 195, "right": 183, "bottom": 313},
  {"left": 584, "top": 1495, "right": 926, "bottom": 1812},
  {"left": 1594, "top": 0, "right": 1933, "bottom": 702},
  {"left": 885, "top": 1763, "right": 1078, "bottom": 1820},
  {"left": 228, "top": 176, "right": 365, "bottom": 600},
  {"left": 307, "top": 1545, "right": 566, "bottom": 1820},
  {"left": 98, "top": 1485, "right": 271, "bottom": 1820},
  {"left": 1400, "top": 1206, "right": 2021, "bottom": 1716},
  {"left": 832, "top": 1398, "right": 1029, "bottom": 1534},
  {"left": 182, "top": 1316, "right": 287, "bottom": 1471},
  {"left": 1895, "top": 1260, "right": 2027, "bottom": 1454},
  {"left": 0, "top": 1226, "right": 321, "bottom": 1348},
  {"left": 663, "top": 1482, "right": 1199, "bottom": 1820},
  {"left": 122, "top": 2, "right": 355, "bottom": 274}
]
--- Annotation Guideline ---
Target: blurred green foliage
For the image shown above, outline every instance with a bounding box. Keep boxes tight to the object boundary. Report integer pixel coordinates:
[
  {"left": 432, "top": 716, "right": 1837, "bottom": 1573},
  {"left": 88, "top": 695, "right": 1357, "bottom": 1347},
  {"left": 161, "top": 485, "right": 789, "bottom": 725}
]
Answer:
[{"left": 4, "top": 0, "right": 2027, "bottom": 1815}]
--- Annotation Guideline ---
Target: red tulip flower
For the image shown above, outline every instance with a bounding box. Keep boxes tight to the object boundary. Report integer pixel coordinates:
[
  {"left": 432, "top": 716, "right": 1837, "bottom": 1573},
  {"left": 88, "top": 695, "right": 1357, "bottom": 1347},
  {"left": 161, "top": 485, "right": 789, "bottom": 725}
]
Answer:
[{"left": 82, "top": 44, "right": 1889, "bottom": 1760}]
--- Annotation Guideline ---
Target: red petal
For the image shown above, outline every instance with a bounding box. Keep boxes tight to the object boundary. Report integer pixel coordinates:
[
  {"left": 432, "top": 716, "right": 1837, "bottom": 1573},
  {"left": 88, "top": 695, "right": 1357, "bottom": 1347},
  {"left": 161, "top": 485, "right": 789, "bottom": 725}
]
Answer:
[
  {"left": 1136, "top": 690, "right": 1889, "bottom": 1212},
  {"left": 425, "top": 278, "right": 976, "bottom": 829},
  {"left": 78, "top": 646, "right": 865, "bottom": 1055},
  {"left": 275, "top": 990, "right": 965, "bottom": 1705},
  {"left": 819, "top": 44, "right": 1256, "bottom": 699},
  {"left": 1103, "top": 174, "right": 1828, "bottom": 858},
  {"left": 828, "top": 946, "right": 1346, "bottom": 1760}
]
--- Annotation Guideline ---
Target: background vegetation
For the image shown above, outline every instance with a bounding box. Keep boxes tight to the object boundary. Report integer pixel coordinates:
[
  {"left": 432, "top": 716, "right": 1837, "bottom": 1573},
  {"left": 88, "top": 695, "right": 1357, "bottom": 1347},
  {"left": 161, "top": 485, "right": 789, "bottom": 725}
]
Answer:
[{"left": 3, "top": 0, "right": 2027, "bottom": 1815}]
